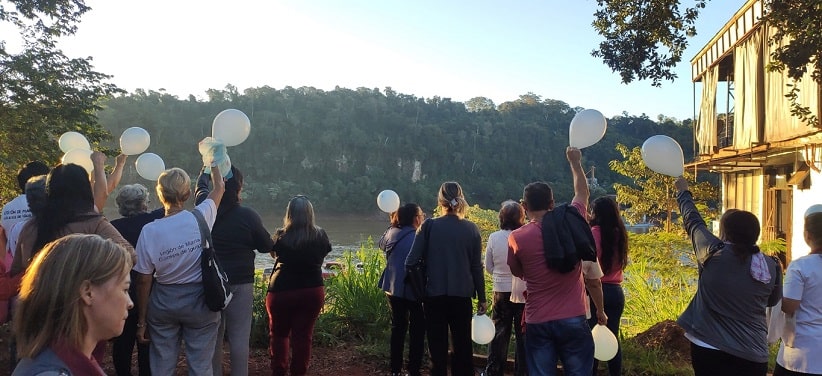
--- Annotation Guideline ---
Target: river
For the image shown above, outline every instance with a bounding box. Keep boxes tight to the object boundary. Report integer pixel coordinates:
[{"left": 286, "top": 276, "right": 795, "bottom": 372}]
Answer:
[{"left": 253, "top": 213, "right": 390, "bottom": 270}]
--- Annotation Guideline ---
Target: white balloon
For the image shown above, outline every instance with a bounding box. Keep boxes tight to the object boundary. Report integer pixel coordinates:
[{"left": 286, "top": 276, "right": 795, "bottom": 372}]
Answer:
[
  {"left": 58, "top": 132, "right": 90, "bottom": 153},
  {"left": 569, "top": 109, "right": 607, "bottom": 149},
  {"left": 805, "top": 204, "right": 822, "bottom": 218},
  {"left": 212, "top": 109, "right": 251, "bottom": 147},
  {"left": 641, "top": 135, "right": 685, "bottom": 177},
  {"left": 471, "top": 314, "right": 495, "bottom": 345},
  {"left": 61, "top": 149, "right": 93, "bottom": 175},
  {"left": 120, "top": 127, "right": 151, "bottom": 155},
  {"left": 592, "top": 324, "right": 618, "bottom": 361},
  {"left": 376, "top": 190, "right": 400, "bottom": 213},
  {"left": 135, "top": 153, "right": 166, "bottom": 181}
]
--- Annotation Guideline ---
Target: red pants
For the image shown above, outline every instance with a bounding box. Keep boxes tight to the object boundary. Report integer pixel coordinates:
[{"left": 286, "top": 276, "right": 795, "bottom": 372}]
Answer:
[{"left": 266, "top": 287, "right": 325, "bottom": 376}]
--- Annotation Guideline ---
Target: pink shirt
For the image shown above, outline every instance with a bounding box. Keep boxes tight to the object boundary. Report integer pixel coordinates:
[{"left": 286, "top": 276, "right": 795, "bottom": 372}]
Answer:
[
  {"left": 591, "top": 225, "right": 624, "bottom": 284},
  {"left": 507, "top": 200, "right": 589, "bottom": 323}
]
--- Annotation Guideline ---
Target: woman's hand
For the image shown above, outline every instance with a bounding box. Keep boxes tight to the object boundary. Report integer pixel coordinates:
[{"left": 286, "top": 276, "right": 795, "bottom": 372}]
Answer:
[
  {"left": 476, "top": 301, "right": 488, "bottom": 315},
  {"left": 136, "top": 324, "right": 150, "bottom": 344},
  {"left": 674, "top": 177, "right": 689, "bottom": 192}
]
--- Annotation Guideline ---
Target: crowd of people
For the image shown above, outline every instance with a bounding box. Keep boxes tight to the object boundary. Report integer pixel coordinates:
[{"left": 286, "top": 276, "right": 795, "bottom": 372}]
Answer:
[{"left": 1, "top": 143, "right": 820, "bottom": 376}]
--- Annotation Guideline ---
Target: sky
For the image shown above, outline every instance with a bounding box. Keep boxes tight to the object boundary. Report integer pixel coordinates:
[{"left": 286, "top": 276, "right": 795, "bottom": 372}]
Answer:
[{"left": 14, "top": 0, "right": 747, "bottom": 120}]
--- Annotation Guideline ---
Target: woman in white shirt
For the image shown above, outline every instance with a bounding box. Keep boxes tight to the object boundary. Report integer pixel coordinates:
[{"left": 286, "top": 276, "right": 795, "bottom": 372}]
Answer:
[
  {"left": 775, "top": 211, "right": 822, "bottom": 376},
  {"left": 134, "top": 166, "right": 224, "bottom": 376},
  {"left": 484, "top": 200, "right": 527, "bottom": 376}
]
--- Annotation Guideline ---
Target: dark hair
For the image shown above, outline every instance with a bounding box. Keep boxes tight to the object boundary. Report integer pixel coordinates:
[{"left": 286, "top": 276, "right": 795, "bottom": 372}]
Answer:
[
  {"left": 278, "top": 195, "right": 326, "bottom": 249},
  {"left": 499, "top": 200, "right": 525, "bottom": 231},
  {"left": 217, "top": 165, "right": 244, "bottom": 219},
  {"left": 522, "top": 182, "right": 553, "bottom": 211},
  {"left": 589, "top": 197, "right": 629, "bottom": 274},
  {"left": 805, "top": 212, "right": 822, "bottom": 248},
  {"left": 719, "top": 210, "right": 761, "bottom": 257},
  {"left": 33, "top": 164, "right": 98, "bottom": 252},
  {"left": 391, "top": 203, "right": 421, "bottom": 228},
  {"left": 17, "top": 161, "right": 50, "bottom": 192}
]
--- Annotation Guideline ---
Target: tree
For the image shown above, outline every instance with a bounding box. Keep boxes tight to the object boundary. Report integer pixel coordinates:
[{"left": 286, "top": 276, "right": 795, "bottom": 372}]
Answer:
[
  {"left": 0, "top": 0, "right": 121, "bottom": 200},
  {"left": 593, "top": 0, "right": 822, "bottom": 124},
  {"left": 609, "top": 143, "right": 718, "bottom": 232}
]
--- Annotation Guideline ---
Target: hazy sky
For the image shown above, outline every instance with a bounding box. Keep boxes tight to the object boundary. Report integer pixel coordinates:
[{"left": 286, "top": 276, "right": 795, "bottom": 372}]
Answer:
[{"left": 26, "top": 1, "right": 746, "bottom": 119}]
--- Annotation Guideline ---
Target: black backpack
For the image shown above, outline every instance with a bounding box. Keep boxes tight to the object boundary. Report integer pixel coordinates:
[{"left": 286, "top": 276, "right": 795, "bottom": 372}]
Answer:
[{"left": 541, "top": 203, "right": 597, "bottom": 273}]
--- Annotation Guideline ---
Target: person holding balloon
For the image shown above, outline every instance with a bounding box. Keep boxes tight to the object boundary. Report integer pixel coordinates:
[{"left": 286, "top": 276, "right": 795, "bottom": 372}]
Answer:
[
  {"left": 587, "top": 196, "right": 628, "bottom": 376},
  {"left": 405, "top": 181, "right": 487, "bottom": 376},
  {"left": 378, "top": 203, "right": 426, "bottom": 376},
  {"left": 484, "top": 200, "right": 527, "bottom": 376},
  {"left": 674, "top": 177, "right": 781, "bottom": 376}
]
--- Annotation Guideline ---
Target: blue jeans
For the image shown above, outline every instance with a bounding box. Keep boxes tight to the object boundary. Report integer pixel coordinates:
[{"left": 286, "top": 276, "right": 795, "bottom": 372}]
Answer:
[
  {"left": 525, "top": 315, "right": 593, "bottom": 376},
  {"left": 588, "top": 283, "right": 625, "bottom": 376}
]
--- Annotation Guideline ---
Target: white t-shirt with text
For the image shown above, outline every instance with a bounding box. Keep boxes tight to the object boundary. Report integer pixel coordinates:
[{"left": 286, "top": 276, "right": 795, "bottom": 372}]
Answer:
[
  {"left": 777, "top": 254, "right": 822, "bottom": 374},
  {"left": 1, "top": 195, "right": 30, "bottom": 232},
  {"left": 134, "top": 199, "right": 217, "bottom": 285}
]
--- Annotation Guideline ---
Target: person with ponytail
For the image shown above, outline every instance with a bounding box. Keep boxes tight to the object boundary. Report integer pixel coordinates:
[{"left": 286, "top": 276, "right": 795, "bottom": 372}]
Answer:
[
  {"left": 773, "top": 210, "right": 822, "bottom": 376},
  {"left": 587, "top": 196, "right": 628, "bottom": 376},
  {"left": 674, "top": 177, "right": 781, "bottom": 376},
  {"left": 405, "top": 181, "right": 487, "bottom": 376}
]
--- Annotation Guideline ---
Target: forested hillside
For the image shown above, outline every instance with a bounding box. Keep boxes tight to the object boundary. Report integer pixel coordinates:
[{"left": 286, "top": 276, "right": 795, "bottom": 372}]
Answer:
[{"left": 97, "top": 85, "right": 695, "bottom": 214}]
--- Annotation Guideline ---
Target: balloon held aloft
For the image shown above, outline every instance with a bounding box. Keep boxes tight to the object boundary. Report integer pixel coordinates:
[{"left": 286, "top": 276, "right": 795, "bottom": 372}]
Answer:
[
  {"left": 569, "top": 109, "right": 607, "bottom": 149},
  {"left": 61, "top": 148, "right": 93, "bottom": 175},
  {"left": 58, "top": 132, "right": 90, "bottom": 153},
  {"left": 592, "top": 324, "right": 618, "bottom": 361},
  {"left": 641, "top": 135, "right": 684, "bottom": 177},
  {"left": 135, "top": 153, "right": 165, "bottom": 181},
  {"left": 376, "top": 190, "right": 400, "bottom": 213},
  {"left": 212, "top": 109, "right": 251, "bottom": 147},
  {"left": 120, "top": 127, "right": 151, "bottom": 155},
  {"left": 471, "top": 314, "right": 494, "bottom": 345}
]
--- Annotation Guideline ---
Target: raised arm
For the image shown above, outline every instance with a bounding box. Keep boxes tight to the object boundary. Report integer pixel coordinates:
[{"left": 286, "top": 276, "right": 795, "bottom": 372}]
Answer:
[
  {"left": 567, "top": 147, "right": 589, "bottom": 205},
  {"left": 674, "top": 177, "right": 722, "bottom": 266},
  {"left": 194, "top": 167, "right": 211, "bottom": 206},
  {"left": 206, "top": 165, "right": 225, "bottom": 208},
  {"left": 106, "top": 154, "right": 127, "bottom": 194},
  {"left": 91, "top": 151, "right": 109, "bottom": 212}
]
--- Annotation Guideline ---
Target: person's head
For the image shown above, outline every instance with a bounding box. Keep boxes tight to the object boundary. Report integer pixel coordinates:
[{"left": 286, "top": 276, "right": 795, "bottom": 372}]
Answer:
[
  {"left": 499, "top": 200, "right": 525, "bottom": 231},
  {"left": 590, "top": 196, "right": 629, "bottom": 273},
  {"left": 522, "top": 181, "right": 554, "bottom": 212},
  {"left": 17, "top": 161, "right": 49, "bottom": 193},
  {"left": 718, "top": 209, "right": 761, "bottom": 257},
  {"left": 804, "top": 212, "right": 822, "bottom": 249},
  {"left": 24, "top": 175, "right": 48, "bottom": 218},
  {"left": 156, "top": 168, "right": 191, "bottom": 207},
  {"left": 437, "top": 182, "right": 468, "bottom": 217},
  {"left": 218, "top": 166, "right": 244, "bottom": 218},
  {"left": 14, "top": 234, "right": 133, "bottom": 358},
  {"left": 283, "top": 195, "right": 315, "bottom": 230},
  {"left": 32, "top": 163, "right": 97, "bottom": 252},
  {"left": 115, "top": 184, "right": 150, "bottom": 217},
  {"left": 391, "top": 203, "right": 424, "bottom": 229}
]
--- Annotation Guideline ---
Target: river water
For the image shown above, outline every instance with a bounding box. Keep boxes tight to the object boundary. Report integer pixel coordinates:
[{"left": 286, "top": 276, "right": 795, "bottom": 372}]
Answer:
[{"left": 253, "top": 213, "right": 390, "bottom": 270}]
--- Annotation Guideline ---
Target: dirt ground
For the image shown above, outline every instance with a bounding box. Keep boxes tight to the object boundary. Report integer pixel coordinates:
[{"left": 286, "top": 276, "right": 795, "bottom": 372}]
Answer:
[{"left": 0, "top": 321, "right": 693, "bottom": 375}]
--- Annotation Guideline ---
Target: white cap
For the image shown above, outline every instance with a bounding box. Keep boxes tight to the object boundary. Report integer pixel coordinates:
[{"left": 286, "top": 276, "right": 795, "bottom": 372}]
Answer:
[{"left": 804, "top": 204, "right": 822, "bottom": 218}]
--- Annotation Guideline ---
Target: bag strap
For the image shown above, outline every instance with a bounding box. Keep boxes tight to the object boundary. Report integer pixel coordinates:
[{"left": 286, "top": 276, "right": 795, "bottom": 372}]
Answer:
[{"left": 191, "top": 209, "right": 212, "bottom": 253}]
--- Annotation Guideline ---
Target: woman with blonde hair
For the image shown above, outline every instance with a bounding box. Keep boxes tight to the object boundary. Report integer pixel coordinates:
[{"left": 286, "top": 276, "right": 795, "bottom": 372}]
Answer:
[
  {"left": 266, "top": 195, "right": 331, "bottom": 376},
  {"left": 13, "top": 234, "right": 134, "bottom": 375},
  {"left": 405, "top": 181, "right": 487, "bottom": 376},
  {"left": 134, "top": 166, "right": 224, "bottom": 376}
]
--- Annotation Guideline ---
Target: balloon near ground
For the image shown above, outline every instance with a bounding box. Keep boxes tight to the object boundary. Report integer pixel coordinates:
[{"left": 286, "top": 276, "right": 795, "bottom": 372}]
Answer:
[
  {"left": 471, "top": 314, "right": 494, "bottom": 345},
  {"left": 120, "top": 127, "right": 151, "bottom": 155},
  {"left": 135, "top": 153, "right": 166, "bottom": 181},
  {"left": 592, "top": 324, "right": 618, "bottom": 361},
  {"left": 569, "top": 109, "right": 607, "bottom": 149},
  {"left": 376, "top": 190, "right": 400, "bottom": 213},
  {"left": 61, "top": 148, "right": 93, "bottom": 175},
  {"left": 58, "top": 132, "right": 90, "bottom": 153},
  {"left": 212, "top": 109, "right": 251, "bottom": 147},
  {"left": 641, "top": 135, "right": 685, "bottom": 177}
]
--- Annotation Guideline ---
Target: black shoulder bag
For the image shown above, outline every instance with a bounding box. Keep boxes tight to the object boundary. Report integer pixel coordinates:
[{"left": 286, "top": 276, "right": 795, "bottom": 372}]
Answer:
[{"left": 192, "top": 209, "right": 233, "bottom": 311}]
